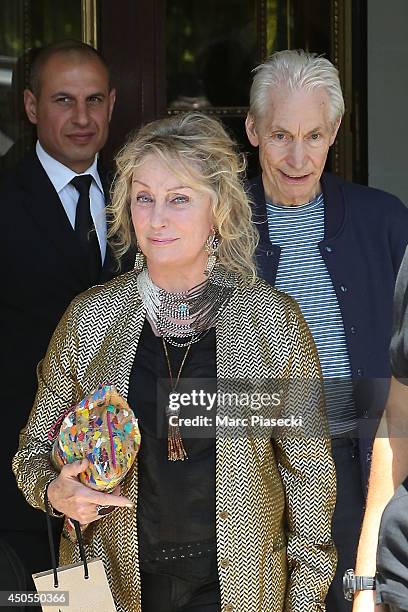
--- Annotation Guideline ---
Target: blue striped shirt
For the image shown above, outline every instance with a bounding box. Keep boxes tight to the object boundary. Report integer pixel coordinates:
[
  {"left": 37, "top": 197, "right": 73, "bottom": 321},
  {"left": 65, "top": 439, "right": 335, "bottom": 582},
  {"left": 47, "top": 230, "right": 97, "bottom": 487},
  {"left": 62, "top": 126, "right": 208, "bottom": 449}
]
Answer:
[{"left": 266, "top": 194, "right": 356, "bottom": 435}]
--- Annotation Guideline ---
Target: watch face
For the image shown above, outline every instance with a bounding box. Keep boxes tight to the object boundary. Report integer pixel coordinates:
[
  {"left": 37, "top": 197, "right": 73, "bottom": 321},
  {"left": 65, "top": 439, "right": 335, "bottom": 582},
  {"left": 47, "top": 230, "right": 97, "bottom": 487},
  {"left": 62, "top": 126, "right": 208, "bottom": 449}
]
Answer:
[{"left": 343, "top": 569, "right": 355, "bottom": 601}]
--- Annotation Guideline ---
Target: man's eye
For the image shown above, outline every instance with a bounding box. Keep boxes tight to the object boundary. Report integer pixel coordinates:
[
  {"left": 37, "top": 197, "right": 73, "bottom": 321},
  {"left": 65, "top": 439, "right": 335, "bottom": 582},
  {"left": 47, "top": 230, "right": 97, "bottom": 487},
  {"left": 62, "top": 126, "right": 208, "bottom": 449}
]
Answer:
[
  {"left": 55, "top": 97, "right": 72, "bottom": 105},
  {"left": 309, "top": 133, "right": 321, "bottom": 141},
  {"left": 88, "top": 96, "right": 103, "bottom": 105},
  {"left": 271, "top": 133, "right": 290, "bottom": 144},
  {"left": 170, "top": 195, "right": 189, "bottom": 205}
]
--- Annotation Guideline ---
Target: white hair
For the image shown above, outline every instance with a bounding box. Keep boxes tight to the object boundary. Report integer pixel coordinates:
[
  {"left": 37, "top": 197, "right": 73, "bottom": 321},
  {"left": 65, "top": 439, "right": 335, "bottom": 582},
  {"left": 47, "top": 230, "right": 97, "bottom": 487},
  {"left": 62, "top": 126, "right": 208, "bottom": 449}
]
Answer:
[{"left": 249, "top": 49, "right": 345, "bottom": 126}]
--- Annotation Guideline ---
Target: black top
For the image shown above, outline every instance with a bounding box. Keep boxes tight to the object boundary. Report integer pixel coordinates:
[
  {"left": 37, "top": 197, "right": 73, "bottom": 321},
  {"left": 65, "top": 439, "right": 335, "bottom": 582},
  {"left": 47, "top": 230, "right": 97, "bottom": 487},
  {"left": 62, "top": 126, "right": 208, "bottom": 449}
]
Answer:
[{"left": 128, "top": 320, "right": 217, "bottom": 582}]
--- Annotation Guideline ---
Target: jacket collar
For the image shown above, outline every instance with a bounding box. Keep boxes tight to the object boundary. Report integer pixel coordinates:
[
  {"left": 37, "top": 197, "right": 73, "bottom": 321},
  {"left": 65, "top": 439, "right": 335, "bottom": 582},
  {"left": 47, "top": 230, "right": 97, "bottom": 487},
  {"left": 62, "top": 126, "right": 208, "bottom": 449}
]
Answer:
[{"left": 248, "top": 172, "right": 345, "bottom": 243}]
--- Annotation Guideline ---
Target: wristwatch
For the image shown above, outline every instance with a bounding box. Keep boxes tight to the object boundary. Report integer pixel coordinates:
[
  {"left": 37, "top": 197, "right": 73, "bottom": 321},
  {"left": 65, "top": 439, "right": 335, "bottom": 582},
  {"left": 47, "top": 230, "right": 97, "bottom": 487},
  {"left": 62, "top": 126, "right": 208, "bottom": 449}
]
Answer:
[{"left": 343, "top": 568, "right": 376, "bottom": 601}]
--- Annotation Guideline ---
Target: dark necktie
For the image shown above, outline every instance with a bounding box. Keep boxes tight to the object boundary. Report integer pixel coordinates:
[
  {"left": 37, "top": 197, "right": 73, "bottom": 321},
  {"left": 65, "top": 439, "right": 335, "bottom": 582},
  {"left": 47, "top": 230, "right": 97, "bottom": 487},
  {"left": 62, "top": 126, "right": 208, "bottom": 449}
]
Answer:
[{"left": 70, "top": 174, "right": 102, "bottom": 282}]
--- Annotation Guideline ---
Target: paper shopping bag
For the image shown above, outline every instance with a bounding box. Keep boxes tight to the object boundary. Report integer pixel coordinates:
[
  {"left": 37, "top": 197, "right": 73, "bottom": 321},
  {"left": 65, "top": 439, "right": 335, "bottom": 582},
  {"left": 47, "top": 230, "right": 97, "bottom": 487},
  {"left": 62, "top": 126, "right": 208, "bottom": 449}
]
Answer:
[{"left": 32, "top": 557, "right": 116, "bottom": 611}]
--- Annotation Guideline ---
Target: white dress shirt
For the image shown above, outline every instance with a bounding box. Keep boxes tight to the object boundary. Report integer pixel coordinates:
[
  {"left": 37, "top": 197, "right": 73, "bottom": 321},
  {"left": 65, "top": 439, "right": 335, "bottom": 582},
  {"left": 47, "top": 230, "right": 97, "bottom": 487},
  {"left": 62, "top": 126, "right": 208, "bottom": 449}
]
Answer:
[{"left": 36, "top": 141, "right": 107, "bottom": 262}]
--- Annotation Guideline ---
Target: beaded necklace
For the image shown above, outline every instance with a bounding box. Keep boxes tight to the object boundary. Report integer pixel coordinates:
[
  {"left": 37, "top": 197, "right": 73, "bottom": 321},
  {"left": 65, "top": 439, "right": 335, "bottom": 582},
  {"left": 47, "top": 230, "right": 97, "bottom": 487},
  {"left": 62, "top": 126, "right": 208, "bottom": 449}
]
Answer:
[{"left": 137, "top": 267, "right": 233, "bottom": 347}]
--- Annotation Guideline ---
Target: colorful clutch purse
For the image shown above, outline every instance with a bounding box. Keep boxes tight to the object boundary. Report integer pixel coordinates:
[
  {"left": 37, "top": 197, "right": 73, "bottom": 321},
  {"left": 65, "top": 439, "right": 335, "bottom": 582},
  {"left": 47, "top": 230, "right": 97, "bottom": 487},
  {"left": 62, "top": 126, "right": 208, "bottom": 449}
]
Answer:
[{"left": 49, "top": 384, "right": 141, "bottom": 492}]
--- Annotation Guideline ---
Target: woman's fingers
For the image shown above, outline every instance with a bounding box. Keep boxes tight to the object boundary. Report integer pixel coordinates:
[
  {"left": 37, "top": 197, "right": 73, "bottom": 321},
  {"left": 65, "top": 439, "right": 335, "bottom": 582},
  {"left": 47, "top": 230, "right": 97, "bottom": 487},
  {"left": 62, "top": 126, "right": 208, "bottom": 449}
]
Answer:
[
  {"left": 68, "top": 493, "right": 132, "bottom": 524},
  {"left": 60, "top": 458, "right": 89, "bottom": 476},
  {"left": 47, "top": 462, "right": 132, "bottom": 522},
  {"left": 89, "top": 490, "right": 133, "bottom": 508}
]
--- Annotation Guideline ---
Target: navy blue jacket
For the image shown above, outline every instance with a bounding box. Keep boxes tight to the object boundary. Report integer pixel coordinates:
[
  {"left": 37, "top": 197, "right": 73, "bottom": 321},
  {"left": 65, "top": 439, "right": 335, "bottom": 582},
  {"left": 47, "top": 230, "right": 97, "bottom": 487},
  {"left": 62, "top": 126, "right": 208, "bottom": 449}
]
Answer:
[{"left": 249, "top": 173, "right": 408, "bottom": 487}]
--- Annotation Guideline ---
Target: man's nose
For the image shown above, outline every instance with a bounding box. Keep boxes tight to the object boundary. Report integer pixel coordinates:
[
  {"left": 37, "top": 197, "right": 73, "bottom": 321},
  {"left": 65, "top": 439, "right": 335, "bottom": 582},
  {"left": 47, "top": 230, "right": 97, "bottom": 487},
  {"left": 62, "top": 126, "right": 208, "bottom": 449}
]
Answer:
[
  {"left": 287, "top": 141, "right": 307, "bottom": 170},
  {"left": 72, "top": 101, "right": 91, "bottom": 126}
]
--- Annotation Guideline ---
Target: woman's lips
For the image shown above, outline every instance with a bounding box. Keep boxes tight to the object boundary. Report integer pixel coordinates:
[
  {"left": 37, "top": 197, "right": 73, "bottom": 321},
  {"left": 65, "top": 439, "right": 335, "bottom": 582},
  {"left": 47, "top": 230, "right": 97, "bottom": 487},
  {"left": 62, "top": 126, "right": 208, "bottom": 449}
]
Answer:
[
  {"left": 148, "top": 237, "right": 178, "bottom": 245},
  {"left": 279, "top": 170, "right": 311, "bottom": 184}
]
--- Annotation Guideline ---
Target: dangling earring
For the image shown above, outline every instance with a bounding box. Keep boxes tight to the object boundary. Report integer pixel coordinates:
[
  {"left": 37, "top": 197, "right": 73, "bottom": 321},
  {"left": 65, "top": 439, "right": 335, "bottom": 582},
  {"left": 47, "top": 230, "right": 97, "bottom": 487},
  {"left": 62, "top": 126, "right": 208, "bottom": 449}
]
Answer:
[
  {"left": 204, "top": 228, "right": 219, "bottom": 276},
  {"left": 134, "top": 244, "right": 145, "bottom": 272}
]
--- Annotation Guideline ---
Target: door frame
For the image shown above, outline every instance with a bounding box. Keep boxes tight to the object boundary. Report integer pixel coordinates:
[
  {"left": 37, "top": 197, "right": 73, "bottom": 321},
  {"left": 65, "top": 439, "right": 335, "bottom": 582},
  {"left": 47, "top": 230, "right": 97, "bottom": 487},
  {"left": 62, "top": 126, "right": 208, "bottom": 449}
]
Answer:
[{"left": 96, "top": 0, "right": 367, "bottom": 182}]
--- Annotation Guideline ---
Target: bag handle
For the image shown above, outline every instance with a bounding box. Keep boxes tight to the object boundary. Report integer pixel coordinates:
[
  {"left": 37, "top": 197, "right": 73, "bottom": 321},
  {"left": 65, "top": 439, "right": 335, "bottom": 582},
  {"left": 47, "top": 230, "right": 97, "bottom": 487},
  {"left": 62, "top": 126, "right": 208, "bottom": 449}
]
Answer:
[{"left": 44, "top": 483, "right": 89, "bottom": 587}]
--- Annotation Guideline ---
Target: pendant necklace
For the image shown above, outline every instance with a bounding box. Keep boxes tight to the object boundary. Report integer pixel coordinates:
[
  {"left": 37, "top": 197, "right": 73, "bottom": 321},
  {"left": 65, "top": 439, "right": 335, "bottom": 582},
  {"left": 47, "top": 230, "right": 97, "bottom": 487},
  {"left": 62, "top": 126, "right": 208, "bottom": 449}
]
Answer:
[{"left": 162, "top": 337, "right": 191, "bottom": 461}]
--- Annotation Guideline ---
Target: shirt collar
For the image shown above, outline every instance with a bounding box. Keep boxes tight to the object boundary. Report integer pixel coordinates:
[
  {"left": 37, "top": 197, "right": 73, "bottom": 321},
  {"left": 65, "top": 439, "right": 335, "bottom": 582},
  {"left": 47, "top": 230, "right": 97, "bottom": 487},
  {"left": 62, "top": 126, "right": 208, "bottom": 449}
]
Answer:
[
  {"left": 248, "top": 172, "right": 345, "bottom": 242},
  {"left": 36, "top": 141, "right": 104, "bottom": 195}
]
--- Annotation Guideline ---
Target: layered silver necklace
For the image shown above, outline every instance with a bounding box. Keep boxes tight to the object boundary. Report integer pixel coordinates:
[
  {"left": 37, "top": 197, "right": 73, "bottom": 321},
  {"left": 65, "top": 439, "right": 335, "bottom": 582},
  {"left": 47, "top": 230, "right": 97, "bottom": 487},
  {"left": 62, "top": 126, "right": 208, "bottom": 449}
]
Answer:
[{"left": 137, "top": 267, "right": 234, "bottom": 347}]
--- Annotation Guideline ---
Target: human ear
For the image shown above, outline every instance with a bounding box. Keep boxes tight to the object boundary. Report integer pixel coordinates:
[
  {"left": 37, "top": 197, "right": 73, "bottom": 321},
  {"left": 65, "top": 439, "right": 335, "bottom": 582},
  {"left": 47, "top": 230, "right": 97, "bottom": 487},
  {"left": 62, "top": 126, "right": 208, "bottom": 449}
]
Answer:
[
  {"left": 23, "top": 89, "right": 38, "bottom": 125},
  {"left": 245, "top": 114, "right": 260, "bottom": 147},
  {"left": 108, "top": 88, "right": 116, "bottom": 121}
]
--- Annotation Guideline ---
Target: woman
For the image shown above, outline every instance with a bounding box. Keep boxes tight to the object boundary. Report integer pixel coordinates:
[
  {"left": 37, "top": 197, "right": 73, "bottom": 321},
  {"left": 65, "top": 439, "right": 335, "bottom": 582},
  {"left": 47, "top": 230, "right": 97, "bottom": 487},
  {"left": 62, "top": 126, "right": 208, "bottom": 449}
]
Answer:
[{"left": 13, "top": 112, "right": 336, "bottom": 612}]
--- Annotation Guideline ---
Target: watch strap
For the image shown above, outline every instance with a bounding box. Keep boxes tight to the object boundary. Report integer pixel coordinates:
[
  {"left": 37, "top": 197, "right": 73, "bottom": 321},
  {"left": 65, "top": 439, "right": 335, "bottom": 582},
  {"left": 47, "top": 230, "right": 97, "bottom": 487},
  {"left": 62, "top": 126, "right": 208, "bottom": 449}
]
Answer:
[
  {"left": 343, "top": 569, "right": 376, "bottom": 601},
  {"left": 354, "top": 575, "right": 376, "bottom": 591}
]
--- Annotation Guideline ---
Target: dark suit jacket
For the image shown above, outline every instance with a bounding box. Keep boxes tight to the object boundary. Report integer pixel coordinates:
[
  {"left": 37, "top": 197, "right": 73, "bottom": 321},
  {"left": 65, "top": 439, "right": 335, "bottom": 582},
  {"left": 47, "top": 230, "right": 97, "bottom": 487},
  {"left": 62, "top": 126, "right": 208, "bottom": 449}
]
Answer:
[
  {"left": 248, "top": 172, "right": 408, "bottom": 488},
  {"left": 1, "top": 151, "right": 130, "bottom": 531}
]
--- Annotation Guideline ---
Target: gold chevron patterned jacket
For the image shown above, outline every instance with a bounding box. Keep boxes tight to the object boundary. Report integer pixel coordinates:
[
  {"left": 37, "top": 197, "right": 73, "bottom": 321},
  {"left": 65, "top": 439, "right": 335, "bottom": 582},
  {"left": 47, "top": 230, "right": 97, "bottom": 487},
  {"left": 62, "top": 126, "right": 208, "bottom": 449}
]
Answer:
[{"left": 13, "top": 267, "right": 336, "bottom": 612}]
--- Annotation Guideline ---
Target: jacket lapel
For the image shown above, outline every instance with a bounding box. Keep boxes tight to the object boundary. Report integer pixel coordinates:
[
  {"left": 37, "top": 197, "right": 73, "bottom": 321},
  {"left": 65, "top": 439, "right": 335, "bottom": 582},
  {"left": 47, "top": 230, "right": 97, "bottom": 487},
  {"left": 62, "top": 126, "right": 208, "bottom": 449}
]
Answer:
[
  {"left": 320, "top": 172, "right": 346, "bottom": 239},
  {"left": 19, "top": 152, "right": 90, "bottom": 287},
  {"left": 248, "top": 176, "right": 280, "bottom": 286},
  {"left": 248, "top": 175, "right": 270, "bottom": 243},
  {"left": 89, "top": 280, "right": 145, "bottom": 399},
  {"left": 110, "top": 295, "right": 146, "bottom": 400},
  {"left": 98, "top": 164, "right": 136, "bottom": 280},
  {"left": 100, "top": 243, "right": 117, "bottom": 282}
]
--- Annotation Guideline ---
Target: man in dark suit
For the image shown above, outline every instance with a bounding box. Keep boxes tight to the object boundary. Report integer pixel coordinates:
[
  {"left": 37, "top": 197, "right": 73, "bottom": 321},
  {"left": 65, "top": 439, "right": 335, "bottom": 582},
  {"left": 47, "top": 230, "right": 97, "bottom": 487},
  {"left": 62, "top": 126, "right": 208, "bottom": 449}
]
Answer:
[
  {"left": 245, "top": 49, "right": 408, "bottom": 611},
  {"left": 0, "top": 40, "right": 120, "bottom": 590}
]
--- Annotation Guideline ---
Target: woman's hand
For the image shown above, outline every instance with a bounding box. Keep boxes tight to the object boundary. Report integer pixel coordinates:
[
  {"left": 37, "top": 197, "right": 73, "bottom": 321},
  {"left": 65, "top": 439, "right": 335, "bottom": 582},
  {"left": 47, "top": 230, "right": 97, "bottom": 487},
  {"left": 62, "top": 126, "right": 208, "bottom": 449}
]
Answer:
[{"left": 47, "top": 459, "right": 133, "bottom": 524}]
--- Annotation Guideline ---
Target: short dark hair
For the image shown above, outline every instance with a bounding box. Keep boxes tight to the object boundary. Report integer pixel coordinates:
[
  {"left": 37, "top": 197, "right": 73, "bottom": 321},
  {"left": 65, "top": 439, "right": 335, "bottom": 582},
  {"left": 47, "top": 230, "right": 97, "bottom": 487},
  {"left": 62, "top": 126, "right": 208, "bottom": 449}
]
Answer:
[{"left": 29, "top": 40, "right": 111, "bottom": 96}]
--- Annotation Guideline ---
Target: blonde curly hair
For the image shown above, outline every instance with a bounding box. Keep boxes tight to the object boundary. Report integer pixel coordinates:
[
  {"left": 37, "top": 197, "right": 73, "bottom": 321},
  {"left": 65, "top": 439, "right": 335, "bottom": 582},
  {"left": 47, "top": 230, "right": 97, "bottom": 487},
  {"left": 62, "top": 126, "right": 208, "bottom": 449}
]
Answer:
[{"left": 108, "top": 112, "right": 258, "bottom": 282}]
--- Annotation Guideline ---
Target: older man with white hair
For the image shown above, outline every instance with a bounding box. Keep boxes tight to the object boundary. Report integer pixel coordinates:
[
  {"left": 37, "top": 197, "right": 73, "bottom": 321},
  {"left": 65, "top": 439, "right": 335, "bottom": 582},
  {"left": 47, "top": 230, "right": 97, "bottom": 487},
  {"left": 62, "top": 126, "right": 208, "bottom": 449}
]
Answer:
[{"left": 246, "top": 49, "right": 408, "bottom": 611}]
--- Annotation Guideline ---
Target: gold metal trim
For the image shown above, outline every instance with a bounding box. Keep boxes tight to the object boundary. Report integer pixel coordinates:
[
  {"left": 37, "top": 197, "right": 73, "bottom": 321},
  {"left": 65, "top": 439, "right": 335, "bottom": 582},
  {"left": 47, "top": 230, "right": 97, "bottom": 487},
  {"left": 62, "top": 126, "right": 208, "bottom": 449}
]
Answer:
[
  {"left": 168, "top": 107, "right": 248, "bottom": 118},
  {"left": 258, "top": 0, "right": 267, "bottom": 61},
  {"left": 81, "top": 0, "right": 98, "bottom": 49},
  {"left": 286, "top": 0, "right": 292, "bottom": 48},
  {"left": 331, "top": 0, "right": 353, "bottom": 180}
]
